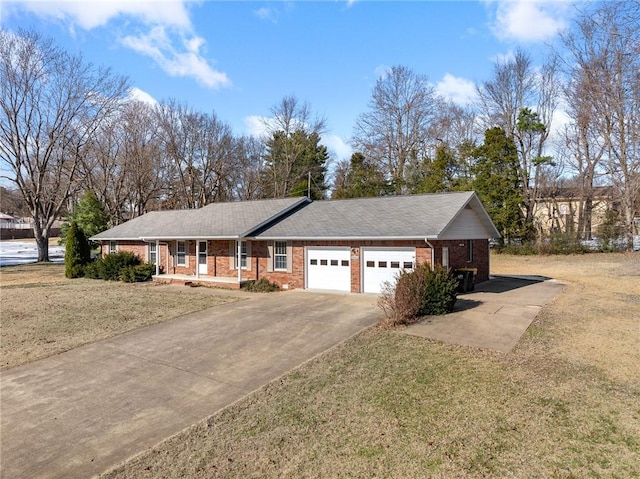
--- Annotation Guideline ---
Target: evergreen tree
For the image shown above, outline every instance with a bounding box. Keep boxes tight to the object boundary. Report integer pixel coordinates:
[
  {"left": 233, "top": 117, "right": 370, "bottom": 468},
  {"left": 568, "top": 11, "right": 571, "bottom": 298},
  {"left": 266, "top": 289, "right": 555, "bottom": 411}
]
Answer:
[
  {"left": 473, "top": 128, "right": 532, "bottom": 245},
  {"left": 64, "top": 222, "right": 91, "bottom": 278},
  {"left": 60, "top": 191, "right": 110, "bottom": 246},
  {"left": 332, "top": 152, "right": 391, "bottom": 199},
  {"left": 262, "top": 130, "right": 329, "bottom": 199}
]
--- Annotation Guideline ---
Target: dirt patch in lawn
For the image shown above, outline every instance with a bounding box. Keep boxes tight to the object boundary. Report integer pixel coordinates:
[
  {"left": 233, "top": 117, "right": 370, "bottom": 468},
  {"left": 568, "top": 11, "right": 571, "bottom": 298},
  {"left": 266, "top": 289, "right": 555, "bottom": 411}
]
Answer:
[
  {"left": 0, "top": 263, "right": 243, "bottom": 370},
  {"left": 101, "top": 253, "right": 640, "bottom": 479}
]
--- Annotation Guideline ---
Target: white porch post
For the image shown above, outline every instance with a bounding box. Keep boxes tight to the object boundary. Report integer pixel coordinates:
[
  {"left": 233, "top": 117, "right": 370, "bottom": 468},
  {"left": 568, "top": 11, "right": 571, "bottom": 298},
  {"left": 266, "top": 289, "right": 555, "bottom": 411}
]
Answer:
[
  {"left": 237, "top": 238, "right": 242, "bottom": 284},
  {"left": 196, "top": 240, "right": 200, "bottom": 279},
  {"left": 155, "top": 239, "right": 160, "bottom": 276}
]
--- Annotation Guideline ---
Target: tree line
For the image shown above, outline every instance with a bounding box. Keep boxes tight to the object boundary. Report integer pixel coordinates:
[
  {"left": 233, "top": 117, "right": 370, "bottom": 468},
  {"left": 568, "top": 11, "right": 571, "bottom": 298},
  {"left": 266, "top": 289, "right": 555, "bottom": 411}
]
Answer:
[{"left": 1, "top": 2, "right": 638, "bottom": 261}]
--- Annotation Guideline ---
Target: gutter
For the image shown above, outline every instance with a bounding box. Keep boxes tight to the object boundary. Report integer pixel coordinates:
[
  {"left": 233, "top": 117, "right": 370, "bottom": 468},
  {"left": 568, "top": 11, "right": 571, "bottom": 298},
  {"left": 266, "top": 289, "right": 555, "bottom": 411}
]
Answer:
[{"left": 425, "top": 237, "right": 437, "bottom": 269}]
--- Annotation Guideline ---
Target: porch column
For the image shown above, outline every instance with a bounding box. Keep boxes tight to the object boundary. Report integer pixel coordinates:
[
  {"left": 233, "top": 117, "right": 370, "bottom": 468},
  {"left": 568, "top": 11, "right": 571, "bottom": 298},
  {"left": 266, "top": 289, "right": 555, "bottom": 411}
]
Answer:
[
  {"left": 237, "top": 238, "right": 242, "bottom": 284},
  {"left": 196, "top": 240, "right": 200, "bottom": 279},
  {"left": 155, "top": 239, "right": 160, "bottom": 276}
]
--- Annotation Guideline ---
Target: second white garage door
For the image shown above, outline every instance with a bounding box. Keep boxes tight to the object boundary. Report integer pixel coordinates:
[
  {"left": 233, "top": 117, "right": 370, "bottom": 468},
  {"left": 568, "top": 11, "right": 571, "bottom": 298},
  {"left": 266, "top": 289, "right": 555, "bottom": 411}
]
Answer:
[
  {"left": 362, "top": 247, "right": 416, "bottom": 294},
  {"left": 306, "top": 247, "right": 351, "bottom": 292}
]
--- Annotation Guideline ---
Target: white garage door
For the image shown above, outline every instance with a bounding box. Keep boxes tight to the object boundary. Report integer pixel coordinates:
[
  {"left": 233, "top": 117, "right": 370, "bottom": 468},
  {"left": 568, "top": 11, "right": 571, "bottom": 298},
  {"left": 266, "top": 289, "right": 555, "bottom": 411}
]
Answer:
[
  {"left": 362, "top": 247, "right": 416, "bottom": 294},
  {"left": 306, "top": 247, "right": 351, "bottom": 292}
]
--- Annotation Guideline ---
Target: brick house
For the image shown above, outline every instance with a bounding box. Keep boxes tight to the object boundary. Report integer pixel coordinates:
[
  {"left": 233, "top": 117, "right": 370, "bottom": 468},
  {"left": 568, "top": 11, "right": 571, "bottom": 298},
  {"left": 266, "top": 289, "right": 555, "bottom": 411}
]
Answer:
[{"left": 91, "top": 192, "right": 500, "bottom": 293}]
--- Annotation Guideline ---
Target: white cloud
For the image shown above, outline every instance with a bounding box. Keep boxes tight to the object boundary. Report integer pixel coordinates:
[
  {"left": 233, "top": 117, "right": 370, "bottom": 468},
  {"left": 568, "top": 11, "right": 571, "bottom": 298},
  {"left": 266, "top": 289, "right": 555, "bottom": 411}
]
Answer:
[
  {"left": 254, "top": 7, "right": 276, "bottom": 22},
  {"left": 374, "top": 64, "right": 391, "bottom": 80},
  {"left": 8, "top": 0, "right": 191, "bottom": 30},
  {"left": 490, "top": 0, "right": 568, "bottom": 42},
  {"left": 128, "top": 87, "right": 158, "bottom": 105},
  {"left": 322, "top": 134, "right": 353, "bottom": 162},
  {"left": 436, "top": 74, "right": 477, "bottom": 106},
  {"left": 121, "top": 27, "right": 231, "bottom": 89},
  {"left": 5, "top": 0, "right": 231, "bottom": 90},
  {"left": 243, "top": 115, "right": 271, "bottom": 138}
]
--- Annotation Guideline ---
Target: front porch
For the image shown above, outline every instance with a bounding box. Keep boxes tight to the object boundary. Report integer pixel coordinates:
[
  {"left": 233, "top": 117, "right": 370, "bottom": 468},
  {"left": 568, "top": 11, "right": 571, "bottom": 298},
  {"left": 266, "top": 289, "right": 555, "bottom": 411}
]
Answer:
[{"left": 152, "top": 273, "right": 247, "bottom": 290}]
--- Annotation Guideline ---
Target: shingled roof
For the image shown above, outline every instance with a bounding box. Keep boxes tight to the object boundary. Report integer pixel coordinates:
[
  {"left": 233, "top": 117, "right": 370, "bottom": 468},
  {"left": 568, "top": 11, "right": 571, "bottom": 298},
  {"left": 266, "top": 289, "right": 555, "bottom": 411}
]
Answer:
[
  {"left": 253, "top": 191, "right": 499, "bottom": 240},
  {"left": 91, "top": 197, "right": 309, "bottom": 240}
]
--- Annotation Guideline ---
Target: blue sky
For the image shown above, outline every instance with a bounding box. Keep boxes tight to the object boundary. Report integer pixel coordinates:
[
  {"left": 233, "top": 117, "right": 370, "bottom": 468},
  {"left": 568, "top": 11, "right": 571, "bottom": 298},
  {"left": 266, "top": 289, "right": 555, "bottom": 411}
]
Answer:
[{"left": 1, "top": 0, "right": 577, "bottom": 162}]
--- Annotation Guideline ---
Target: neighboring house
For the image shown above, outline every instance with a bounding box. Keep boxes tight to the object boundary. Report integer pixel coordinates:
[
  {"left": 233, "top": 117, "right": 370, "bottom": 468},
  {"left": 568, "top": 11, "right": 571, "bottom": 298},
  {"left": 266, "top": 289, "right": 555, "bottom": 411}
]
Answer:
[
  {"left": 0, "top": 213, "right": 16, "bottom": 226},
  {"left": 534, "top": 186, "right": 618, "bottom": 237},
  {"left": 91, "top": 192, "right": 500, "bottom": 294}
]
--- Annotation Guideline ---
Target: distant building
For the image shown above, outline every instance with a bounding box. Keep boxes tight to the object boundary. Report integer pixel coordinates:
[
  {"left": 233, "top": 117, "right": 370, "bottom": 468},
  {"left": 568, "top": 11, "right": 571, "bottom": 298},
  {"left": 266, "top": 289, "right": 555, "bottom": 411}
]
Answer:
[{"left": 534, "top": 186, "right": 618, "bottom": 239}]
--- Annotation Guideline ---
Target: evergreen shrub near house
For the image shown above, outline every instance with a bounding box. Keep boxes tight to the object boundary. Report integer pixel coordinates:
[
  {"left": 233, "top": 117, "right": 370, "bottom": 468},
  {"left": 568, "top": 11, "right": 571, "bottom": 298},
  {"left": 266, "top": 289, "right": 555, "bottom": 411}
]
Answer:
[
  {"left": 378, "top": 263, "right": 458, "bottom": 327},
  {"left": 120, "top": 263, "right": 156, "bottom": 283},
  {"left": 64, "top": 222, "right": 91, "bottom": 278},
  {"left": 84, "top": 251, "right": 154, "bottom": 282}
]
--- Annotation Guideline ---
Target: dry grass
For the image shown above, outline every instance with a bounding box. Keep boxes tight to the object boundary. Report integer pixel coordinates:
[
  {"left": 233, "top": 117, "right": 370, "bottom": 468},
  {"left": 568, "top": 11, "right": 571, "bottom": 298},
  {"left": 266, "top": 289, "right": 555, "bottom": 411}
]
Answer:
[
  {"left": 101, "top": 253, "right": 640, "bottom": 479},
  {"left": 0, "top": 263, "right": 242, "bottom": 370}
]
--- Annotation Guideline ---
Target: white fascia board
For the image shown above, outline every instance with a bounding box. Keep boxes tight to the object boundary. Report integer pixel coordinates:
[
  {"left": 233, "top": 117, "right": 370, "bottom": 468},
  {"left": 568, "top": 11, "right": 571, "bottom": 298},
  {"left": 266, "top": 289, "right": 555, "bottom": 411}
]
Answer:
[{"left": 252, "top": 235, "right": 431, "bottom": 241}]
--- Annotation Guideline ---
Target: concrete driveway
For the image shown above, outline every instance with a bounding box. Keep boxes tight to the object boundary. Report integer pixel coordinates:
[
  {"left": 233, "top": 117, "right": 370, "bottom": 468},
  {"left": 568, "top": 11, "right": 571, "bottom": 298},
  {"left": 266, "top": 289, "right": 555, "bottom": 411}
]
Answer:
[
  {"left": 0, "top": 290, "right": 380, "bottom": 479},
  {"left": 404, "top": 275, "right": 565, "bottom": 353}
]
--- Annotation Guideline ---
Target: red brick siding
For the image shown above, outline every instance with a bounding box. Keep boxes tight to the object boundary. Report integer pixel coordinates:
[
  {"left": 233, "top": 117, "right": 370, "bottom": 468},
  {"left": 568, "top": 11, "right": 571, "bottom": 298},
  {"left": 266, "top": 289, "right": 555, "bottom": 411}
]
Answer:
[
  {"left": 430, "top": 239, "right": 490, "bottom": 283},
  {"left": 108, "top": 237, "right": 489, "bottom": 291}
]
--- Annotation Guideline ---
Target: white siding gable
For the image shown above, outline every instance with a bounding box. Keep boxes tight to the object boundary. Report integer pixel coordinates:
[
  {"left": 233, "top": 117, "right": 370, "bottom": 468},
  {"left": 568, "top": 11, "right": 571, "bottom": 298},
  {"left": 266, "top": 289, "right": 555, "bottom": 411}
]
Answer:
[{"left": 438, "top": 205, "right": 496, "bottom": 240}]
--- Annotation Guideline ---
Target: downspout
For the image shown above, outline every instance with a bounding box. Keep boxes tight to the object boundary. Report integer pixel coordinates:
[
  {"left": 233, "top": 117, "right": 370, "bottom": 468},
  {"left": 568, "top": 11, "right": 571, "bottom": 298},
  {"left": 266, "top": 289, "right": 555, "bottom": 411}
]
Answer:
[{"left": 425, "top": 238, "right": 436, "bottom": 269}]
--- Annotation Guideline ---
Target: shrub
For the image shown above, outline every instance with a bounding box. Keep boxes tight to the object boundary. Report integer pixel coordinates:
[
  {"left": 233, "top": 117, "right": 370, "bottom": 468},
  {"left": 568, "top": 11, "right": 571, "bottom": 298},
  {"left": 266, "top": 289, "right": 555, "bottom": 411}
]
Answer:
[
  {"left": 423, "top": 265, "right": 459, "bottom": 315},
  {"left": 378, "top": 263, "right": 458, "bottom": 327},
  {"left": 64, "top": 222, "right": 91, "bottom": 278},
  {"left": 120, "top": 263, "right": 156, "bottom": 283},
  {"left": 99, "top": 251, "right": 141, "bottom": 280},
  {"left": 83, "top": 260, "right": 102, "bottom": 279},
  {"left": 242, "top": 278, "right": 281, "bottom": 292}
]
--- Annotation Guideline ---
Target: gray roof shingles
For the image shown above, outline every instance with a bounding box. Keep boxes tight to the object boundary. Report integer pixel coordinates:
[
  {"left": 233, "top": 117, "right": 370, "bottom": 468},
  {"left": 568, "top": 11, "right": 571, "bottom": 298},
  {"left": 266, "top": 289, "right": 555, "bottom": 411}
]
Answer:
[
  {"left": 255, "top": 191, "right": 480, "bottom": 239},
  {"left": 91, "top": 197, "right": 308, "bottom": 240}
]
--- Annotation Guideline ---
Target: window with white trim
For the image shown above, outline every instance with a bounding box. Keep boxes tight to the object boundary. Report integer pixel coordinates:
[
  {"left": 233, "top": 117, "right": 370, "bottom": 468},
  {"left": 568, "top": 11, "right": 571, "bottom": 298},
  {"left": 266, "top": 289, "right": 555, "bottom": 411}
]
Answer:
[
  {"left": 466, "top": 240, "right": 473, "bottom": 262},
  {"left": 176, "top": 241, "right": 186, "bottom": 266},
  {"left": 274, "top": 241, "right": 287, "bottom": 270},
  {"left": 148, "top": 243, "right": 157, "bottom": 264},
  {"left": 109, "top": 241, "right": 117, "bottom": 254}
]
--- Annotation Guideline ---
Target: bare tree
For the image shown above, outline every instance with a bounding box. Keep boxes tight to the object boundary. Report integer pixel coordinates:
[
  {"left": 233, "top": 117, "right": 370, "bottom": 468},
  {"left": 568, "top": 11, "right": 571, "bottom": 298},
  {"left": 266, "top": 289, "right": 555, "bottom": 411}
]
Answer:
[
  {"left": 231, "top": 135, "right": 264, "bottom": 200},
  {"left": 157, "top": 100, "right": 236, "bottom": 208},
  {"left": 561, "top": 2, "right": 640, "bottom": 249},
  {"left": 476, "top": 50, "right": 559, "bottom": 230},
  {"left": 352, "top": 66, "right": 440, "bottom": 193},
  {"left": 0, "top": 30, "right": 129, "bottom": 260}
]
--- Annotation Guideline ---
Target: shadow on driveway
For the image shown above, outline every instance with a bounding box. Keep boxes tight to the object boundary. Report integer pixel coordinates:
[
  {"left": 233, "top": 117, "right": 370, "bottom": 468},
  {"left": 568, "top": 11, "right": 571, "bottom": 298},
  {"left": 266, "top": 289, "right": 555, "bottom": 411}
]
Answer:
[{"left": 404, "top": 275, "right": 565, "bottom": 353}]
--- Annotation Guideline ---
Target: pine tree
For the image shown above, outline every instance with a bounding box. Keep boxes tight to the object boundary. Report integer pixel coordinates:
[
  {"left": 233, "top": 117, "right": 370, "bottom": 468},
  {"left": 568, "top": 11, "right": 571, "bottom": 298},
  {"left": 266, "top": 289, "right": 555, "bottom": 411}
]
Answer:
[{"left": 65, "top": 222, "right": 91, "bottom": 278}]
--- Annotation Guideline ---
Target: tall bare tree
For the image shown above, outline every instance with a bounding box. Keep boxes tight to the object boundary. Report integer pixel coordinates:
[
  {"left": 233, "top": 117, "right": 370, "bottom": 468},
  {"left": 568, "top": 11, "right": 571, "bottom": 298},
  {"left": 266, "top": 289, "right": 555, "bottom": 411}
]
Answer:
[
  {"left": 352, "top": 66, "right": 440, "bottom": 193},
  {"left": 0, "top": 30, "right": 129, "bottom": 260},
  {"left": 476, "top": 50, "right": 559, "bottom": 231},
  {"left": 561, "top": 2, "right": 639, "bottom": 250}
]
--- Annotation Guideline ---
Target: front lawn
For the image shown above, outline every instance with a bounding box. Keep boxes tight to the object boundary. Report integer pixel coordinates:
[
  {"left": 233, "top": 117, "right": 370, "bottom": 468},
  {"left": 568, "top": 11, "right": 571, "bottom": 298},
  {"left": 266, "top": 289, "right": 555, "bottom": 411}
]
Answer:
[
  {"left": 0, "top": 263, "right": 242, "bottom": 370},
  {"left": 101, "top": 253, "right": 640, "bottom": 478}
]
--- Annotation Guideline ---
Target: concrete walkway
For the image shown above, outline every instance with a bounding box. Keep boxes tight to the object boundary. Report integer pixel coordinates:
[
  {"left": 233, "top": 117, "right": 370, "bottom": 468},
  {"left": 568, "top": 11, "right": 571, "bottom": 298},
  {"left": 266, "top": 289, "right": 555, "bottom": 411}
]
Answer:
[
  {"left": 403, "top": 275, "right": 565, "bottom": 353},
  {"left": 0, "top": 290, "right": 380, "bottom": 479}
]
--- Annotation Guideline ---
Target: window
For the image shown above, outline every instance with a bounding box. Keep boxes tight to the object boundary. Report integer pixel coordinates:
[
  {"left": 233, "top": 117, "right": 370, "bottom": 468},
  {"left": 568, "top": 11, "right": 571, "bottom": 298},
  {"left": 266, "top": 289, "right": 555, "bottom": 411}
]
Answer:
[
  {"left": 390, "top": 261, "right": 400, "bottom": 269},
  {"left": 310, "top": 259, "right": 318, "bottom": 265},
  {"left": 403, "top": 261, "right": 413, "bottom": 269},
  {"left": 109, "top": 241, "right": 117, "bottom": 254},
  {"left": 274, "top": 241, "right": 287, "bottom": 270},
  {"left": 320, "top": 259, "right": 328, "bottom": 266},
  {"left": 366, "top": 261, "right": 375, "bottom": 268},
  {"left": 177, "top": 241, "right": 186, "bottom": 266},
  {"left": 148, "top": 243, "right": 157, "bottom": 264},
  {"left": 466, "top": 240, "right": 473, "bottom": 262},
  {"left": 378, "top": 261, "right": 387, "bottom": 268},
  {"left": 330, "top": 259, "right": 338, "bottom": 266},
  {"left": 341, "top": 260, "right": 349, "bottom": 267}
]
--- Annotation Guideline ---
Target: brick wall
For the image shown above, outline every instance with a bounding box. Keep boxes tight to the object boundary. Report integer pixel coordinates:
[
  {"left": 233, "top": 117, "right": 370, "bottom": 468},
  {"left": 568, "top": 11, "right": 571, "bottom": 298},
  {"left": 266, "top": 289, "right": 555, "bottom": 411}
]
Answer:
[
  {"left": 108, "top": 237, "right": 490, "bottom": 291},
  {"left": 430, "top": 239, "right": 490, "bottom": 283}
]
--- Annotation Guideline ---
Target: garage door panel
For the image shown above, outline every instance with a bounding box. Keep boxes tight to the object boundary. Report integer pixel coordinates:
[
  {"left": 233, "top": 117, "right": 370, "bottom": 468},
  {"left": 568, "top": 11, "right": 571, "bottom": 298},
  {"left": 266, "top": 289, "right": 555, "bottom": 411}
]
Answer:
[
  {"left": 362, "top": 248, "right": 415, "bottom": 294},
  {"left": 307, "top": 247, "right": 351, "bottom": 292}
]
